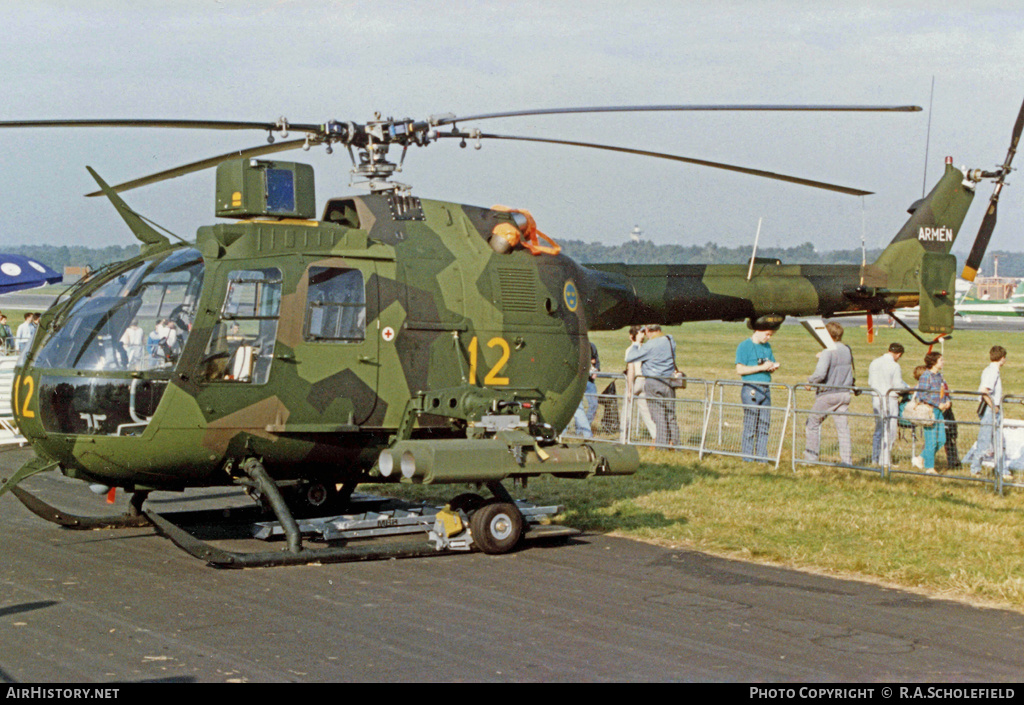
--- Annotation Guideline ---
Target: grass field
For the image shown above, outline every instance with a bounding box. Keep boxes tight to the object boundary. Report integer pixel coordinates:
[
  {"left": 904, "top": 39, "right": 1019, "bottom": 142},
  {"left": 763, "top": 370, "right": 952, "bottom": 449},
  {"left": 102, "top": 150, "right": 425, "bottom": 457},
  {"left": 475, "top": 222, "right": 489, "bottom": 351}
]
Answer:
[{"left": 370, "top": 320, "right": 1024, "bottom": 613}]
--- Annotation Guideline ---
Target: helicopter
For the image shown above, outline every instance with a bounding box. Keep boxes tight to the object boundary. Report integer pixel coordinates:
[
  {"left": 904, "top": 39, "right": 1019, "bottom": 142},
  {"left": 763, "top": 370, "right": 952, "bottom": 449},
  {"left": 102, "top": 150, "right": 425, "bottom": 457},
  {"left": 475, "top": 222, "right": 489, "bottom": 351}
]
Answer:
[{"left": 0, "top": 100, "right": 1019, "bottom": 567}]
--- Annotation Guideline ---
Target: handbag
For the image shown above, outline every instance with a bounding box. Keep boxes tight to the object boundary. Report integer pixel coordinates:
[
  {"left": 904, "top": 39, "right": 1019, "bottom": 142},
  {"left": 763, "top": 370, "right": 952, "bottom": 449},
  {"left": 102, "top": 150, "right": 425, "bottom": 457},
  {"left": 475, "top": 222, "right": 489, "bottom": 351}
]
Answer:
[
  {"left": 669, "top": 369, "right": 687, "bottom": 389},
  {"left": 903, "top": 399, "right": 936, "bottom": 426}
]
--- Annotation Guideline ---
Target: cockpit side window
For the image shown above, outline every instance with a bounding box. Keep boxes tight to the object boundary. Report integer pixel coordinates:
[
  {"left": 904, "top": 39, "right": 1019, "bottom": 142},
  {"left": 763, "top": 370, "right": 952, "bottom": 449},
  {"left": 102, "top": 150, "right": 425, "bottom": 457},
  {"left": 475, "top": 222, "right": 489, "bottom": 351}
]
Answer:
[
  {"left": 33, "top": 248, "right": 204, "bottom": 374},
  {"left": 201, "top": 268, "right": 282, "bottom": 384},
  {"left": 303, "top": 267, "right": 366, "bottom": 343}
]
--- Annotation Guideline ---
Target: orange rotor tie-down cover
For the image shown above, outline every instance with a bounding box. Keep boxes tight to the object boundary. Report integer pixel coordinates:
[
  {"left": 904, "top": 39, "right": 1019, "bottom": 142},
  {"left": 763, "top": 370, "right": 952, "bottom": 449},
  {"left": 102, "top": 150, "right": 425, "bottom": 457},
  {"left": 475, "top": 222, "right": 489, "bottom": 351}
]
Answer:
[{"left": 491, "top": 205, "right": 562, "bottom": 256}]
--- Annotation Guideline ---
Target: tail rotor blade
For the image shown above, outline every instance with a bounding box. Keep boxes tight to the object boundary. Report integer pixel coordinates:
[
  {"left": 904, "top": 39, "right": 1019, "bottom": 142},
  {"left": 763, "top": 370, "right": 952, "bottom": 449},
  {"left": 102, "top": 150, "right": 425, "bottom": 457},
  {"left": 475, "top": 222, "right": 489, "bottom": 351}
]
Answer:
[
  {"left": 1010, "top": 96, "right": 1024, "bottom": 155},
  {"left": 961, "top": 188, "right": 1000, "bottom": 281}
]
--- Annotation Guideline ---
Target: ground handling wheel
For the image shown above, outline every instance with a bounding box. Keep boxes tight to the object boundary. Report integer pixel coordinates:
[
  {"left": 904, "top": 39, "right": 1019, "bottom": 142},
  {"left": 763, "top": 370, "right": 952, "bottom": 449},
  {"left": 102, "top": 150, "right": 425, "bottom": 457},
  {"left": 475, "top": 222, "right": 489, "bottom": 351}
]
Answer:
[
  {"left": 303, "top": 482, "right": 335, "bottom": 509},
  {"left": 469, "top": 501, "right": 524, "bottom": 555}
]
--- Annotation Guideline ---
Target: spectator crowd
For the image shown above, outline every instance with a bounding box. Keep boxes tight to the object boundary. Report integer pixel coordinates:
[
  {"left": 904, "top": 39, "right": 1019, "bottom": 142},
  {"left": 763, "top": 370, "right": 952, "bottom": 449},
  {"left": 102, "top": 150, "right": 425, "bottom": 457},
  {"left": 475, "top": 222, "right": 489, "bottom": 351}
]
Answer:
[{"left": 571, "top": 321, "right": 1014, "bottom": 482}]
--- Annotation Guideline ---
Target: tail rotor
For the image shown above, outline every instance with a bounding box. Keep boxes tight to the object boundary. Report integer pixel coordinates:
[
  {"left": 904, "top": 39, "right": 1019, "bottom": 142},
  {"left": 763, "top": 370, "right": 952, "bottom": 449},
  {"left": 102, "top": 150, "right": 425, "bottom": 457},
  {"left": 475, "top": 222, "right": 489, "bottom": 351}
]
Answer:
[{"left": 961, "top": 97, "right": 1024, "bottom": 281}]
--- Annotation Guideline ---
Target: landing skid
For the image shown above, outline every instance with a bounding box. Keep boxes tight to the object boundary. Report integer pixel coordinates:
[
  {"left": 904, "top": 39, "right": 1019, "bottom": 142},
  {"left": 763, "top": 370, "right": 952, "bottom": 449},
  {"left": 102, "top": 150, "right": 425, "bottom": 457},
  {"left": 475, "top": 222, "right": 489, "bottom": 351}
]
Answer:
[
  {"left": 8, "top": 466, "right": 578, "bottom": 569},
  {"left": 141, "top": 493, "right": 575, "bottom": 569},
  {"left": 143, "top": 508, "right": 446, "bottom": 568},
  {"left": 9, "top": 485, "right": 151, "bottom": 530}
]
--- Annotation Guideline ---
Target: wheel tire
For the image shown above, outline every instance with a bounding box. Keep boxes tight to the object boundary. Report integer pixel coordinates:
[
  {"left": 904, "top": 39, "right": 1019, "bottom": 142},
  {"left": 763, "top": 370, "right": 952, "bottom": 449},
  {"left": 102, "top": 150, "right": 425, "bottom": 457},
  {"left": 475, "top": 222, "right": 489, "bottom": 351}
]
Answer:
[
  {"left": 470, "top": 501, "right": 523, "bottom": 555},
  {"left": 303, "top": 482, "right": 338, "bottom": 510}
]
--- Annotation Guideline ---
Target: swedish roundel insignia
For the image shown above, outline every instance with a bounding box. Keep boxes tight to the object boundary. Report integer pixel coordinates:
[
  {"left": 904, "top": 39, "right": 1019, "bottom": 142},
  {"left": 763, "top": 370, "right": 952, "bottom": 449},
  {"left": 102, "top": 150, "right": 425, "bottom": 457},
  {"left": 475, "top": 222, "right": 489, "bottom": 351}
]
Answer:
[{"left": 563, "top": 280, "right": 579, "bottom": 312}]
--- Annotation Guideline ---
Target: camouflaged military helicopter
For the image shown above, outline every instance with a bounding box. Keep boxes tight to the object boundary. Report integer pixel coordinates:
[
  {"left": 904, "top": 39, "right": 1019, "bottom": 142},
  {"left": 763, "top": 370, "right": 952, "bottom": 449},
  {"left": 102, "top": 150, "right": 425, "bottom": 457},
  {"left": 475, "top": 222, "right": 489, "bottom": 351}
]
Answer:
[{"left": 0, "top": 100, "right": 1019, "bottom": 567}]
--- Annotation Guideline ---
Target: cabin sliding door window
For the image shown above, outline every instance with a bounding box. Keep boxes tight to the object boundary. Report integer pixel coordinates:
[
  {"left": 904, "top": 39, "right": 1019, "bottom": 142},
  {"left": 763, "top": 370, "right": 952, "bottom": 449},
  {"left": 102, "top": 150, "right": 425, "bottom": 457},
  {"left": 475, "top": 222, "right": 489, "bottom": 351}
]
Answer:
[
  {"left": 202, "top": 268, "right": 282, "bottom": 384},
  {"left": 303, "top": 267, "right": 366, "bottom": 343}
]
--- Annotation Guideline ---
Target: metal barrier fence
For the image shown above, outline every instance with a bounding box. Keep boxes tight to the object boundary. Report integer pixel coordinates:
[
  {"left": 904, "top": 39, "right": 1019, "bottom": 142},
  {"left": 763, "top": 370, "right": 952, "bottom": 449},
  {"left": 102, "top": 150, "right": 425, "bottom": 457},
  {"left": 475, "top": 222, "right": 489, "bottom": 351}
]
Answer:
[
  {"left": 992, "top": 393, "right": 1024, "bottom": 494},
  {"left": 791, "top": 384, "right": 880, "bottom": 474},
  {"left": 562, "top": 374, "right": 791, "bottom": 468},
  {"left": 563, "top": 373, "right": 715, "bottom": 453},
  {"left": 560, "top": 373, "right": 1023, "bottom": 494},
  {"left": 702, "top": 380, "right": 791, "bottom": 467},
  {"left": 882, "top": 388, "right": 1019, "bottom": 494}
]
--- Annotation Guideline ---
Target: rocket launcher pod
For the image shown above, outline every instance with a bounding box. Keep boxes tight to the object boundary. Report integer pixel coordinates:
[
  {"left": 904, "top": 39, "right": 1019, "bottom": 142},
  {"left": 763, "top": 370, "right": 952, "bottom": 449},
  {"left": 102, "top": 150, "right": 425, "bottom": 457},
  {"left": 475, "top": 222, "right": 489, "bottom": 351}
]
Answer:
[{"left": 377, "top": 436, "right": 639, "bottom": 485}]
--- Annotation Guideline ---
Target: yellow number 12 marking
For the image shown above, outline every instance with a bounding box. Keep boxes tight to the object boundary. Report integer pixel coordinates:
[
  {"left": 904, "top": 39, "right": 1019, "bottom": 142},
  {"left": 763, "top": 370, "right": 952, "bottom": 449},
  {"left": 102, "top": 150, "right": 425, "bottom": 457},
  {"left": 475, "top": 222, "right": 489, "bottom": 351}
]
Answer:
[
  {"left": 14, "top": 376, "right": 35, "bottom": 418},
  {"left": 467, "top": 336, "right": 511, "bottom": 386}
]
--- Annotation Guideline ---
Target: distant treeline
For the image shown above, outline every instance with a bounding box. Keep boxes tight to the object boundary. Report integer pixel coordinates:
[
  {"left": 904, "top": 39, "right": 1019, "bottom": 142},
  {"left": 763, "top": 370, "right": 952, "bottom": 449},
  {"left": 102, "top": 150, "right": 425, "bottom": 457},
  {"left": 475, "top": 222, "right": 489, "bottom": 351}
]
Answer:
[
  {"left": 562, "top": 240, "right": 883, "bottom": 266},
  {"left": 3, "top": 242, "right": 1022, "bottom": 278}
]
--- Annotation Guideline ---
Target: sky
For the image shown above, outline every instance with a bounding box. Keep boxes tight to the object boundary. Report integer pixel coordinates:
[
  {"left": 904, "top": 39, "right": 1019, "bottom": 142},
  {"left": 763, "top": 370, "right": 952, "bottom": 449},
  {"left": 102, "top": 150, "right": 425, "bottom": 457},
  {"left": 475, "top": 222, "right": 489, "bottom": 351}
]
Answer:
[{"left": 0, "top": 0, "right": 1022, "bottom": 268}]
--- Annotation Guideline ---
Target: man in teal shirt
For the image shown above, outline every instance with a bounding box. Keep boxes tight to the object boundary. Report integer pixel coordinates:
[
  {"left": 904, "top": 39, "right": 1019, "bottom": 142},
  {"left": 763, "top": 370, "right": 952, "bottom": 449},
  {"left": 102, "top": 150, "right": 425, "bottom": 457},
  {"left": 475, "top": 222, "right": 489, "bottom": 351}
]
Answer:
[{"left": 735, "top": 327, "right": 780, "bottom": 461}]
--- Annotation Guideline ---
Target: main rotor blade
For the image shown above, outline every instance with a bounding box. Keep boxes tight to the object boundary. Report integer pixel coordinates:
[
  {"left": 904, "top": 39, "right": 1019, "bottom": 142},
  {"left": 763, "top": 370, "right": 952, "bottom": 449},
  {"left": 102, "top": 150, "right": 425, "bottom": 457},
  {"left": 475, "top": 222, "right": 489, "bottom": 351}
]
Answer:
[
  {"left": 434, "top": 104, "right": 922, "bottom": 126},
  {"left": 960, "top": 96, "right": 1024, "bottom": 281},
  {"left": 84, "top": 138, "right": 310, "bottom": 196},
  {"left": 442, "top": 132, "right": 873, "bottom": 196},
  {"left": 0, "top": 118, "right": 323, "bottom": 132}
]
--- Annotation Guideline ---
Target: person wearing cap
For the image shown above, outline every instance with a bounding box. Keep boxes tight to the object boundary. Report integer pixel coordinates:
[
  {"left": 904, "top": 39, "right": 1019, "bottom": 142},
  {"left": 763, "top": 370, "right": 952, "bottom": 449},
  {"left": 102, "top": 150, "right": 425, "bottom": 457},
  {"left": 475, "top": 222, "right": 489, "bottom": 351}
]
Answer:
[
  {"left": 735, "top": 326, "right": 780, "bottom": 461},
  {"left": 868, "top": 342, "right": 907, "bottom": 467},
  {"left": 626, "top": 324, "right": 680, "bottom": 446}
]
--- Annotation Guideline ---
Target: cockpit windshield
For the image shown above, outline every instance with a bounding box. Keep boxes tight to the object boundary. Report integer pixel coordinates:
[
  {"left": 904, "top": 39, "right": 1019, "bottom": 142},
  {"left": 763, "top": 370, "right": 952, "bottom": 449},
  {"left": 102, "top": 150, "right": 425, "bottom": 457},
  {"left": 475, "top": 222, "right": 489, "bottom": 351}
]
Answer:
[{"left": 34, "top": 248, "right": 205, "bottom": 373}]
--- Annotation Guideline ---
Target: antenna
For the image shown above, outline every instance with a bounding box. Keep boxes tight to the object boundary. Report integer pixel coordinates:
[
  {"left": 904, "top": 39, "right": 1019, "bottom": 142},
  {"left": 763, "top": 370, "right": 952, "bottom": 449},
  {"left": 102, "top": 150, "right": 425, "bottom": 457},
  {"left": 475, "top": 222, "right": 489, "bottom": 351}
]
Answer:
[
  {"left": 858, "top": 197, "right": 867, "bottom": 286},
  {"left": 922, "top": 76, "right": 935, "bottom": 198},
  {"left": 861, "top": 198, "right": 866, "bottom": 266},
  {"left": 747, "top": 217, "right": 763, "bottom": 281}
]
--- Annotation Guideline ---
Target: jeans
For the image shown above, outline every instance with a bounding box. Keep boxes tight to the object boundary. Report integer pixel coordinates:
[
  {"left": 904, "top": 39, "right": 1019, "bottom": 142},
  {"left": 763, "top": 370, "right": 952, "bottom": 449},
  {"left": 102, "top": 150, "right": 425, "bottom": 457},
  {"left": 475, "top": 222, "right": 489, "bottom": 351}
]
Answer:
[
  {"left": 972, "top": 406, "right": 1002, "bottom": 475},
  {"left": 741, "top": 383, "right": 771, "bottom": 461},
  {"left": 921, "top": 407, "right": 947, "bottom": 470},
  {"left": 573, "top": 379, "right": 598, "bottom": 438}
]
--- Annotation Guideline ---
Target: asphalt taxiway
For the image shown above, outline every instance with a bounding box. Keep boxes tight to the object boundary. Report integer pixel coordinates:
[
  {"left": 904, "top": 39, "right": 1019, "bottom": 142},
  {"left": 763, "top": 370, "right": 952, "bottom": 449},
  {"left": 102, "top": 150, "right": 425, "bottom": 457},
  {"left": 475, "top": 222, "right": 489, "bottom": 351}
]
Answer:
[{"left": 1, "top": 448, "right": 1024, "bottom": 683}]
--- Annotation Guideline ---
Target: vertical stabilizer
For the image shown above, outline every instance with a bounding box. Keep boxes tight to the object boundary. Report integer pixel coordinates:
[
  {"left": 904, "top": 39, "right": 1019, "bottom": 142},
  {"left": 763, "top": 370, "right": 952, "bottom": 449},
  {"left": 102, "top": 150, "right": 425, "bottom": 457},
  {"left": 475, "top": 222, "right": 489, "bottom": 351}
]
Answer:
[{"left": 871, "top": 158, "right": 976, "bottom": 335}]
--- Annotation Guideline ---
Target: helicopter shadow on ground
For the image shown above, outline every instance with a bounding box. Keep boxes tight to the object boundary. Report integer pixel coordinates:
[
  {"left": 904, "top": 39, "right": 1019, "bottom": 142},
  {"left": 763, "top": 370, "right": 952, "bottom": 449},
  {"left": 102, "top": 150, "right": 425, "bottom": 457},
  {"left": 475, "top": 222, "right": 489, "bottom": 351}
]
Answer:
[
  {"left": 0, "top": 670, "right": 195, "bottom": 684},
  {"left": 0, "top": 600, "right": 58, "bottom": 619},
  {"left": 542, "top": 455, "right": 720, "bottom": 535},
  {"left": 0, "top": 603, "right": 53, "bottom": 684}
]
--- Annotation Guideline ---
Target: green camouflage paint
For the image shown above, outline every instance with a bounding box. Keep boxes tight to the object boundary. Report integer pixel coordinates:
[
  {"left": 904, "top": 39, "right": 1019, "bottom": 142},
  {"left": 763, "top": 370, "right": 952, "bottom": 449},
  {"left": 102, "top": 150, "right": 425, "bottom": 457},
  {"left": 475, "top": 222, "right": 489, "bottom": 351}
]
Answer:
[{"left": 5, "top": 160, "right": 977, "bottom": 494}]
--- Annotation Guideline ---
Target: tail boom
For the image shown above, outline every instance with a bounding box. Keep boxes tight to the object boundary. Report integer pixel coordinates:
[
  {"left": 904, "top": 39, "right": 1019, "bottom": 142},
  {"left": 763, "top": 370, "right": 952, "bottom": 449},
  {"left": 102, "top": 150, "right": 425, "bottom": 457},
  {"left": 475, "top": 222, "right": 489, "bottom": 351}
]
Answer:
[{"left": 578, "top": 159, "right": 976, "bottom": 335}]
